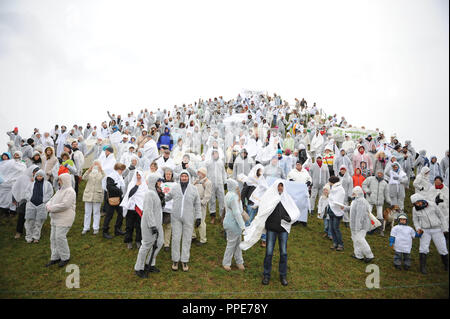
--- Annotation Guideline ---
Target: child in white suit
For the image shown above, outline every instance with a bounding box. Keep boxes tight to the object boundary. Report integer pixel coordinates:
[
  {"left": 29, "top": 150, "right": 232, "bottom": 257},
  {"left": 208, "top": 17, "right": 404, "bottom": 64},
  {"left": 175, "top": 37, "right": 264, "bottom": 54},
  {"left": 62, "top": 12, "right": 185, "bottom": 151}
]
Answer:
[{"left": 389, "top": 213, "right": 421, "bottom": 271}]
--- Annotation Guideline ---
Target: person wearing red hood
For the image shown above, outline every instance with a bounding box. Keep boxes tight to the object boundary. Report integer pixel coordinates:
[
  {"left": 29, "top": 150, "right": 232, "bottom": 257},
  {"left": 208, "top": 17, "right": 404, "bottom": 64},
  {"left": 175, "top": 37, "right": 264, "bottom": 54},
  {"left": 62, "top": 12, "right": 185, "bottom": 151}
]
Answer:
[
  {"left": 7, "top": 127, "right": 22, "bottom": 148},
  {"left": 352, "top": 168, "right": 366, "bottom": 188},
  {"left": 352, "top": 145, "right": 373, "bottom": 172}
]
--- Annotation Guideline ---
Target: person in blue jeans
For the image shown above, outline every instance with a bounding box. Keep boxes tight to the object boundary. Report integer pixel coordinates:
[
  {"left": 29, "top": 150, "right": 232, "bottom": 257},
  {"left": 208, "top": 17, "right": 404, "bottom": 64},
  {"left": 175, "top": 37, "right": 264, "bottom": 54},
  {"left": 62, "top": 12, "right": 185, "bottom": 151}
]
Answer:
[
  {"left": 327, "top": 176, "right": 348, "bottom": 251},
  {"left": 262, "top": 182, "right": 292, "bottom": 286}
]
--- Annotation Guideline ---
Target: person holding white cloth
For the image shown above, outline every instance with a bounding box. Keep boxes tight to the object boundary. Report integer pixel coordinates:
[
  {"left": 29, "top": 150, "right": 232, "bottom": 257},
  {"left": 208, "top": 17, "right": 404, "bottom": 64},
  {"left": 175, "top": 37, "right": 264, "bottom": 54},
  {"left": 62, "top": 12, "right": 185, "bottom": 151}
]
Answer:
[
  {"left": 328, "top": 176, "right": 349, "bottom": 251},
  {"left": 121, "top": 169, "right": 148, "bottom": 249},
  {"left": 240, "top": 179, "right": 300, "bottom": 286}
]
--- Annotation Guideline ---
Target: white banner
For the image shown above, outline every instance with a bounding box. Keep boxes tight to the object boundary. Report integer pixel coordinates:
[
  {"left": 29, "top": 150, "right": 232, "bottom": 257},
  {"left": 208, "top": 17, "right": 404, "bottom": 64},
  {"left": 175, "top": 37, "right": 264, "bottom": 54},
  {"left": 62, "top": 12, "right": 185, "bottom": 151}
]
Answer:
[{"left": 328, "top": 127, "right": 378, "bottom": 143}]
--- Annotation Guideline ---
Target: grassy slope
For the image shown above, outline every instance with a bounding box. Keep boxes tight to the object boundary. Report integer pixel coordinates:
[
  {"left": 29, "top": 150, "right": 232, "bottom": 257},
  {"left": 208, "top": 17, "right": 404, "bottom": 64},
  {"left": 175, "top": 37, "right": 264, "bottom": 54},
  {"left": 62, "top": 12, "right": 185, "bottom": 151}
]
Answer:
[{"left": 0, "top": 179, "right": 448, "bottom": 299}]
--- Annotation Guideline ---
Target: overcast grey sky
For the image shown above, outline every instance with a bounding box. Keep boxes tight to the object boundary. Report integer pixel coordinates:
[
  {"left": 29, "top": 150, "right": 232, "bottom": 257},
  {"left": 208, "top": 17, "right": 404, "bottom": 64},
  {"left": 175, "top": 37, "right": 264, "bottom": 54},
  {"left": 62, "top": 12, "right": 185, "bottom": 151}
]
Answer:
[{"left": 0, "top": 0, "right": 448, "bottom": 159}]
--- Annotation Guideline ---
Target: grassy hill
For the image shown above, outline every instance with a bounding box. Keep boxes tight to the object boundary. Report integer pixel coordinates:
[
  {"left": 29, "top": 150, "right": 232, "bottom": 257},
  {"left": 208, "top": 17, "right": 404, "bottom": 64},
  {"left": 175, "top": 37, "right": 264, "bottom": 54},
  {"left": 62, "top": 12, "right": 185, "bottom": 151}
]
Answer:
[{"left": 0, "top": 179, "right": 448, "bottom": 299}]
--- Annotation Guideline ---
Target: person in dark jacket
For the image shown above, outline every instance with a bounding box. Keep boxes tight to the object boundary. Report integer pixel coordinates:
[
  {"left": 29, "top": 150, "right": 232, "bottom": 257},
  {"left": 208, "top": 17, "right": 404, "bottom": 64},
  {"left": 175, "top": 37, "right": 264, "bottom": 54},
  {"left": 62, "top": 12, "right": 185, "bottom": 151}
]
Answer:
[
  {"left": 262, "top": 182, "right": 294, "bottom": 286},
  {"left": 102, "top": 163, "right": 127, "bottom": 239},
  {"left": 157, "top": 127, "right": 174, "bottom": 151}
]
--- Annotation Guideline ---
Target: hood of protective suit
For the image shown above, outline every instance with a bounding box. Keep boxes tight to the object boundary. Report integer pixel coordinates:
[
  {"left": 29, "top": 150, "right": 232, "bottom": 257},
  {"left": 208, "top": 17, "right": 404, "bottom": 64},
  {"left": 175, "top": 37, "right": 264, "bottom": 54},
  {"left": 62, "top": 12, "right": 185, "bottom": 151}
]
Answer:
[
  {"left": 245, "top": 164, "right": 265, "bottom": 187},
  {"left": 32, "top": 151, "right": 41, "bottom": 158},
  {"left": 147, "top": 173, "right": 160, "bottom": 192},
  {"left": 420, "top": 166, "right": 430, "bottom": 176},
  {"left": 410, "top": 193, "right": 427, "bottom": 204},
  {"left": 352, "top": 186, "right": 364, "bottom": 198},
  {"left": 34, "top": 169, "right": 46, "bottom": 181},
  {"left": 13, "top": 151, "right": 23, "bottom": 160},
  {"left": 391, "top": 161, "right": 400, "bottom": 171},
  {"left": 58, "top": 173, "right": 72, "bottom": 189},
  {"left": 226, "top": 179, "right": 239, "bottom": 194},
  {"left": 179, "top": 169, "right": 191, "bottom": 182}
]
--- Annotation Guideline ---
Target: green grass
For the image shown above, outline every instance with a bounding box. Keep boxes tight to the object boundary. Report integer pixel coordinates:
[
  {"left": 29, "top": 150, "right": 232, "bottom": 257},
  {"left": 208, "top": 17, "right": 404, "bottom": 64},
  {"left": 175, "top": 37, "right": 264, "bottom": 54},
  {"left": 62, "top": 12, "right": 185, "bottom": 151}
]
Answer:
[{"left": 0, "top": 179, "right": 448, "bottom": 299}]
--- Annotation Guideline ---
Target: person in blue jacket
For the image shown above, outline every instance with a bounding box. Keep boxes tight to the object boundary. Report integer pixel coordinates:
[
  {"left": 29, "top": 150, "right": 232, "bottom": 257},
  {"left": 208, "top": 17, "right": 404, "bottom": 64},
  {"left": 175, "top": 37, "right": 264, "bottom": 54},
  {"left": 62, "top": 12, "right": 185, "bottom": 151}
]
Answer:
[{"left": 157, "top": 127, "right": 174, "bottom": 151}]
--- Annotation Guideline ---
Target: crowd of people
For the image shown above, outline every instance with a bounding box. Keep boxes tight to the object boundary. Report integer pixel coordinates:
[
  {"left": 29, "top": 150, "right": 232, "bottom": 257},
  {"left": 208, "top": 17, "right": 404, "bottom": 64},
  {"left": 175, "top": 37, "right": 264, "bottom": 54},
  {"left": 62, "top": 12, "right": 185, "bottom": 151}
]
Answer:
[{"left": 0, "top": 92, "right": 448, "bottom": 285}]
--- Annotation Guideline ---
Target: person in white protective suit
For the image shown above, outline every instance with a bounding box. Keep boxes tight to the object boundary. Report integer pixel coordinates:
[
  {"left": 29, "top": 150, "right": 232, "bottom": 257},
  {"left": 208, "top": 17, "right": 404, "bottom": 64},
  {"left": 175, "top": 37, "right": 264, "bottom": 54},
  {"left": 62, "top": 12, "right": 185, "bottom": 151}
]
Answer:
[
  {"left": 120, "top": 144, "right": 137, "bottom": 168},
  {"left": 155, "top": 148, "right": 176, "bottom": 177},
  {"left": 192, "top": 167, "right": 212, "bottom": 246},
  {"left": 45, "top": 173, "right": 76, "bottom": 268},
  {"left": 341, "top": 134, "right": 355, "bottom": 154},
  {"left": 336, "top": 165, "right": 353, "bottom": 224},
  {"left": 389, "top": 213, "right": 421, "bottom": 271},
  {"left": 428, "top": 156, "right": 442, "bottom": 184},
  {"left": 136, "top": 149, "right": 149, "bottom": 171},
  {"left": 413, "top": 167, "right": 432, "bottom": 194},
  {"left": 317, "top": 183, "right": 332, "bottom": 240},
  {"left": 349, "top": 186, "right": 374, "bottom": 263},
  {"left": 385, "top": 162, "right": 408, "bottom": 211},
  {"left": 310, "top": 130, "right": 324, "bottom": 159},
  {"left": 240, "top": 179, "right": 300, "bottom": 286},
  {"left": 333, "top": 148, "right": 354, "bottom": 177},
  {"left": 232, "top": 148, "right": 255, "bottom": 192},
  {"left": 440, "top": 150, "right": 449, "bottom": 181},
  {"left": 414, "top": 150, "right": 428, "bottom": 174},
  {"left": 191, "top": 125, "right": 202, "bottom": 155},
  {"left": 12, "top": 165, "right": 39, "bottom": 239},
  {"left": 143, "top": 137, "right": 159, "bottom": 164},
  {"left": 133, "top": 174, "right": 165, "bottom": 279},
  {"left": 328, "top": 176, "right": 349, "bottom": 251},
  {"left": 0, "top": 153, "right": 27, "bottom": 216},
  {"left": 427, "top": 176, "right": 449, "bottom": 243},
  {"left": 99, "top": 146, "right": 117, "bottom": 176},
  {"left": 263, "top": 156, "right": 286, "bottom": 180},
  {"left": 205, "top": 149, "right": 227, "bottom": 224},
  {"left": 222, "top": 179, "right": 246, "bottom": 271},
  {"left": 411, "top": 193, "right": 449, "bottom": 274},
  {"left": 23, "top": 169, "right": 54, "bottom": 243},
  {"left": 309, "top": 156, "right": 330, "bottom": 213},
  {"left": 362, "top": 169, "right": 392, "bottom": 235},
  {"left": 286, "top": 161, "right": 312, "bottom": 187},
  {"left": 164, "top": 170, "right": 201, "bottom": 272},
  {"left": 174, "top": 154, "right": 197, "bottom": 182}
]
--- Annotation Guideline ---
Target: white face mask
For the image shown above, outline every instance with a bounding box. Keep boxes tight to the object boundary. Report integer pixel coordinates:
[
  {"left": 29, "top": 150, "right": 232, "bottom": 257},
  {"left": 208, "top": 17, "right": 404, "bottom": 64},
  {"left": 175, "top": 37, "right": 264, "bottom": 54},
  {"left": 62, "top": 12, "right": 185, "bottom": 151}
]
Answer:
[{"left": 92, "top": 167, "right": 99, "bottom": 173}]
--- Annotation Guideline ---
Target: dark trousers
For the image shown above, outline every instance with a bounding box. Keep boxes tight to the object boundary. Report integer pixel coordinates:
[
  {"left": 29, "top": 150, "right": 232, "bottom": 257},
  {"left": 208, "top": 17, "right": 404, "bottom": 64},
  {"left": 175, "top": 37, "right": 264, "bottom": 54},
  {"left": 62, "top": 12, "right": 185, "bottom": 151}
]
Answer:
[
  {"left": 263, "top": 230, "right": 288, "bottom": 278},
  {"left": 15, "top": 202, "right": 26, "bottom": 234},
  {"left": 74, "top": 175, "right": 79, "bottom": 197},
  {"left": 0, "top": 207, "right": 10, "bottom": 217},
  {"left": 124, "top": 210, "right": 142, "bottom": 243},
  {"left": 394, "top": 252, "right": 411, "bottom": 267},
  {"left": 102, "top": 191, "right": 107, "bottom": 213},
  {"left": 102, "top": 201, "right": 123, "bottom": 234}
]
